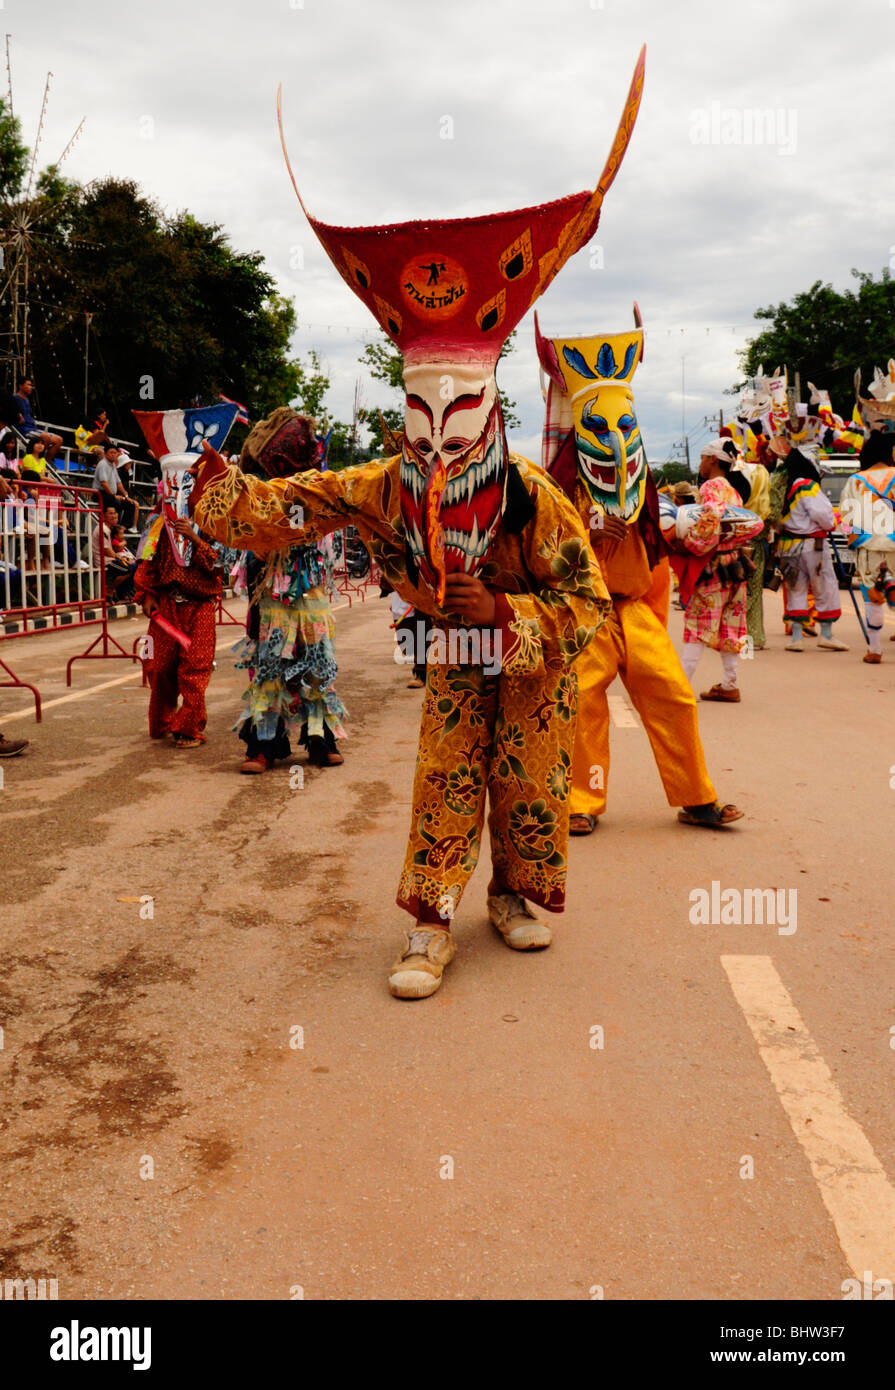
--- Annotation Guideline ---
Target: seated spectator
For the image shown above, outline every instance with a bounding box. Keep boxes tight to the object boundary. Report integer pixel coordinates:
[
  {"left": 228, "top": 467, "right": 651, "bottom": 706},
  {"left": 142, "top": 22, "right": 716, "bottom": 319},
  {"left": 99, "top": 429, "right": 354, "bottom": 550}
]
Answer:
[
  {"left": 20, "top": 439, "right": 48, "bottom": 480},
  {"left": 91, "top": 503, "right": 135, "bottom": 601},
  {"left": 11, "top": 379, "right": 63, "bottom": 463},
  {"left": 91, "top": 443, "right": 139, "bottom": 528},
  {"left": 75, "top": 409, "right": 113, "bottom": 456},
  {"left": 110, "top": 523, "right": 135, "bottom": 562},
  {"left": 0, "top": 430, "right": 20, "bottom": 480}
]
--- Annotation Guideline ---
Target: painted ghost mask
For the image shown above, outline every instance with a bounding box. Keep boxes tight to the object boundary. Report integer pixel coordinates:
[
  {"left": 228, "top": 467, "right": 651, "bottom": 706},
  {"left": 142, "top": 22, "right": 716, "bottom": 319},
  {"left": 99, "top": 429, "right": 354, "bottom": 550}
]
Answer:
[
  {"left": 277, "top": 45, "right": 645, "bottom": 603},
  {"left": 536, "top": 312, "right": 646, "bottom": 522},
  {"left": 132, "top": 402, "right": 240, "bottom": 565}
]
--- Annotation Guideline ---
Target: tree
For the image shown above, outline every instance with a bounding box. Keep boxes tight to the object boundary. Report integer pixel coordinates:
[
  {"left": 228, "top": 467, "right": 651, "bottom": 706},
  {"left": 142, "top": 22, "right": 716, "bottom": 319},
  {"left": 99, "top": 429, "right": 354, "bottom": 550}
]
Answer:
[
  {"left": 736, "top": 269, "right": 895, "bottom": 414},
  {"left": 651, "top": 460, "right": 694, "bottom": 487},
  {"left": 0, "top": 99, "right": 27, "bottom": 201},
  {"left": 291, "top": 349, "right": 332, "bottom": 420},
  {"left": 5, "top": 173, "right": 303, "bottom": 430},
  {"left": 357, "top": 328, "right": 521, "bottom": 455}
]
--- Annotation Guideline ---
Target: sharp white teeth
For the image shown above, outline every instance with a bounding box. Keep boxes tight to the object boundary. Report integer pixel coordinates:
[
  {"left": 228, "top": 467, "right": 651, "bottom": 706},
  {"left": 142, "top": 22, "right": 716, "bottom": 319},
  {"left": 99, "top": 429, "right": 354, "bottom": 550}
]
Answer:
[
  {"left": 401, "top": 462, "right": 424, "bottom": 502},
  {"left": 463, "top": 547, "right": 475, "bottom": 574},
  {"left": 469, "top": 516, "right": 480, "bottom": 556}
]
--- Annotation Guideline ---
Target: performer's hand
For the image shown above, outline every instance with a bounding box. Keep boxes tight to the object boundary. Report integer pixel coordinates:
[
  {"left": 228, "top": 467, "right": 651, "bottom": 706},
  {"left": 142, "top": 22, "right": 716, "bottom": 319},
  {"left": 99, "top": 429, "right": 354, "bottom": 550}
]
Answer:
[
  {"left": 589, "top": 513, "right": 629, "bottom": 548},
  {"left": 443, "top": 573, "right": 497, "bottom": 625},
  {"left": 171, "top": 515, "right": 198, "bottom": 541},
  {"left": 143, "top": 598, "right": 159, "bottom": 619}
]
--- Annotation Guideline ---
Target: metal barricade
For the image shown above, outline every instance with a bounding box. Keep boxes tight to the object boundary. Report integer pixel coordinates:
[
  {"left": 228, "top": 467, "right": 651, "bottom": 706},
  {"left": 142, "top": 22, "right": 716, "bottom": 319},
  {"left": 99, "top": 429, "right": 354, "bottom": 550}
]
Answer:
[
  {"left": 331, "top": 526, "right": 381, "bottom": 606},
  {"left": 0, "top": 480, "right": 136, "bottom": 720}
]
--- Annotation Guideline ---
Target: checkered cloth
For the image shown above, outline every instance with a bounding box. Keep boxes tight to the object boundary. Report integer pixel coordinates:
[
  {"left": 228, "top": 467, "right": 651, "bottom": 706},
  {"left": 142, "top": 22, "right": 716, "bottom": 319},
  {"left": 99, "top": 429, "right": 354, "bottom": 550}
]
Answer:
[{"left": 541, "top": 380, "right": 574, "bottom": 472}]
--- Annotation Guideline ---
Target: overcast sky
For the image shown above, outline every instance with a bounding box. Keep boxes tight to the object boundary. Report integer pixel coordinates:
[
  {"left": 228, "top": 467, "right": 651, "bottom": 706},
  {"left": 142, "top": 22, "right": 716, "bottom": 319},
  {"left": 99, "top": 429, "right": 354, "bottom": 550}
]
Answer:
[{"left": 10, "top": 0, "right": 895, "bottom": 465}]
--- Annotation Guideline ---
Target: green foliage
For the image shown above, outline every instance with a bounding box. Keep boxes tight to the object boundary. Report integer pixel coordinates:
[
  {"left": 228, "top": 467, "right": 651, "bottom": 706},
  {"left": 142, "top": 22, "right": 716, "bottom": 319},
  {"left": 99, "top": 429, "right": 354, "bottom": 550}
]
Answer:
[
  {"left": 360, "top": 404, "right": 403, "bottom": 456},
  {"left": 737, "top": 269, "right": 895, "bottom": 412},
  {"left": 291, "top": 348, "right": 332, "bottom": 420},
  {"left": 360, "top": 336, "right": 403, "bottom": 392},
  {"left": 651, "top": 461, "right": 695, "bottom": 487},
  {"left": 7, "top": 174, "right": 301, "bottom": 430},
  {"left": 0, "top": 99, "right": 27, "bottom": 201}
]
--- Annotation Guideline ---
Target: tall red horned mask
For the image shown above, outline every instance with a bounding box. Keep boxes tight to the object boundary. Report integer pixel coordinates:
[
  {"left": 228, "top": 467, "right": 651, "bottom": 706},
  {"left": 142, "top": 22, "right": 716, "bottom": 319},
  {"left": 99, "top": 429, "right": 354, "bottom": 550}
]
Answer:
[{"left": 277, "top": 46, "right": 645, "bottom": 605}]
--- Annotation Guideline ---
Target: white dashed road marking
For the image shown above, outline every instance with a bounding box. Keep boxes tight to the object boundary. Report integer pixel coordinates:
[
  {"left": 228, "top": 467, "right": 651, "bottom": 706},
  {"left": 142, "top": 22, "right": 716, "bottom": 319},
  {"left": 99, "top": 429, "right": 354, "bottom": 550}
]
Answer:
[
  {"left": 3, "top": 669, "right": 143, "bottom": 721},
  {"left": 722, "top": 953, "right": 895, "bottom": 1285}
]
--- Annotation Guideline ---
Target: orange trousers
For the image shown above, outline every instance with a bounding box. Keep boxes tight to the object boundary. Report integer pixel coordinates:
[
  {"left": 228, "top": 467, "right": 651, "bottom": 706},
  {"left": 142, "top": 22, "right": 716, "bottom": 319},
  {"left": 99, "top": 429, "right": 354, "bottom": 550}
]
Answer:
[{"left": 570, "top": 594, "right": 716, "bottom": 819}]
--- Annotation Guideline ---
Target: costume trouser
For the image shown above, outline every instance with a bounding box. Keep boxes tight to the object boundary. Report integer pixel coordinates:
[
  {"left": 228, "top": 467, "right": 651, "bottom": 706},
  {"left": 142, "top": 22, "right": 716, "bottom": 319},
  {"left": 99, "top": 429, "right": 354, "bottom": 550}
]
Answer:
[
  {"left": 147, "top": 594, "right": 216, "bottom": 739},
  {"left": 644, "top": 557, "right": 671, "bottom": 627},
  {"left": 746, "top": 539, "right": 766, "bottom": 646},
  {"left": 857, "top": 546, "right": 895, "bottom": 653},
  {"left": 397, "top": 658, "right": 578, "bottom": 926},
  {"left": 781, "top": 539, "right": 841, "bottom": 624},
  {"left": 569, "top": 597, "right": 716, "bottom": 819},
  {"left": 783, "top": 586, "right": 817, "bottom": 631}
]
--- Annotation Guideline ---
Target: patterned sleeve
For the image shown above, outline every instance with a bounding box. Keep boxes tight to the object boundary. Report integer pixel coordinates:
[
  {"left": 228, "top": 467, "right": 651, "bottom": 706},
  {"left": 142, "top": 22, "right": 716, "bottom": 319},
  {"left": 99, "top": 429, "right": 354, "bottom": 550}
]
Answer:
[
  {"left": 191, "top": 451, "right": 396, "bottom": 555},
  {"left": 493, "top": 463, "right": 611, "bottom": 676},
  {"left": 190, "top": 536, "right": 219, "bottom": 573}
]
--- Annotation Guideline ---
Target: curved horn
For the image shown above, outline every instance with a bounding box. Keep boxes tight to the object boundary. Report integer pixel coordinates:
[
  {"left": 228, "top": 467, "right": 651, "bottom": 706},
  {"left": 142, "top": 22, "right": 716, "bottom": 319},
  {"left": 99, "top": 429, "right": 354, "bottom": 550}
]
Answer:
[
  {"left": 538, "top": 44, "right": 646, "bottom": 294},
  {"left": 277, "top": 84, "right": 317, "bottom": 226},
  {"left": 533, "top": 311, "right": 566, "bottom": 389},
  {"left": 633, "top": 300, "right": 645, "bottom": 363}
]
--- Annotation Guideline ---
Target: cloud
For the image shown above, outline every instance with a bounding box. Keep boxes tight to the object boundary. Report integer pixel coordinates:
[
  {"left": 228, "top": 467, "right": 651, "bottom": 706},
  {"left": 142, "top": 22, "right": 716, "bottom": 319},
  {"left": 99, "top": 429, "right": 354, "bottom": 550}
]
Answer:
[{"left": 11, "top": 0, "right": 895, "bottom": 463}]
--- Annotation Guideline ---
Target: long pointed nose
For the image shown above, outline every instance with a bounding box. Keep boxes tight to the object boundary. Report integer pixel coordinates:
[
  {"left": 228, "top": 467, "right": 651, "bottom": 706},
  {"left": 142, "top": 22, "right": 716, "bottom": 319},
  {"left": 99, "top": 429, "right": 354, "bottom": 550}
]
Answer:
[{"left": 609, "top": 430, "right": 627, "bottom": 509}]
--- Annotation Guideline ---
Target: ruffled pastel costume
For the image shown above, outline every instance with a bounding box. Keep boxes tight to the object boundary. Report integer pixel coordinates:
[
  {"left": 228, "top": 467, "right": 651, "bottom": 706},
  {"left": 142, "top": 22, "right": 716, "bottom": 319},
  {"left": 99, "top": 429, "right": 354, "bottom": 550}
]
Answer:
[{"left": 233, "top": 543, "right": 346, "bottom": 759}]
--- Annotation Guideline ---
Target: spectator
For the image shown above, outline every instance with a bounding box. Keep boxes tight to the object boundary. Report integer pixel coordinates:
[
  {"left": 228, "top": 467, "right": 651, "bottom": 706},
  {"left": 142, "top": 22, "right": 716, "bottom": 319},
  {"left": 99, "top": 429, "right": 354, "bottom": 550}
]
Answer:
[
  {"left": 10, "top": 379, "right": 63, "bottom": 463},
  {"left": 75, "top": 409, "right": 113, "bottom": 456},
  {"left": 20, "top": 439, "right": 48, "bottom": 480},
  {"left": 91, "top": 444, "right": 139, "bottom": 528},
  {"left": 0, "top": 429, "right": 20, "bottom": 479},
  {"left": 92, "top": 503, "right": 135, "bottom": 600},
  {"left": 110, "top": 523, "right": 135, "bottom": 562}
]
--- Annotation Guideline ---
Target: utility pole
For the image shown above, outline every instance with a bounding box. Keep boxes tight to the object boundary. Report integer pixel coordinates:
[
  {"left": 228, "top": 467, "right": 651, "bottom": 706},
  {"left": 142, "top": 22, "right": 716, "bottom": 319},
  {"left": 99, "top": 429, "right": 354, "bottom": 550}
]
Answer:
[{"left": 83, "top": 312, "right": 92, "bottom": 417}]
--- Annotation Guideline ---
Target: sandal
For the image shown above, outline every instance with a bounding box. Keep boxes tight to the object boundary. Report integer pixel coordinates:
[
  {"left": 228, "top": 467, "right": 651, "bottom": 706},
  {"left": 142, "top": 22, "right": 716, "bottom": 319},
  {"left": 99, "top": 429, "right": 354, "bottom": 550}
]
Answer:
[
  {"left": 569, "top": 813, "right": 599, "bottom": 835},
  {"left": 677, "top": 801, "right": 744, "bottom": 828}
]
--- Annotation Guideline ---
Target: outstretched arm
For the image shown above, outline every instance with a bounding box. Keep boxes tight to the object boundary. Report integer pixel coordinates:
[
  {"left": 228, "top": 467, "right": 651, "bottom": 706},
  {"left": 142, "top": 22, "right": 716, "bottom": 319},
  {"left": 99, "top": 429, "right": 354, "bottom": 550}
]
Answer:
[{"left": 189, "top": 443, "right": 397, "bottom": 556}]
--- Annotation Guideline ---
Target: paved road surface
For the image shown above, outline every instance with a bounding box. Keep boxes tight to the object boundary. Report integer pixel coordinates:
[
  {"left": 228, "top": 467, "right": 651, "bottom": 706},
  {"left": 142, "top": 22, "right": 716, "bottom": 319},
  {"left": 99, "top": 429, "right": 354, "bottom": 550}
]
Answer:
[{"left": 1, "top": 590, "right": 893, "bottom": 1300}]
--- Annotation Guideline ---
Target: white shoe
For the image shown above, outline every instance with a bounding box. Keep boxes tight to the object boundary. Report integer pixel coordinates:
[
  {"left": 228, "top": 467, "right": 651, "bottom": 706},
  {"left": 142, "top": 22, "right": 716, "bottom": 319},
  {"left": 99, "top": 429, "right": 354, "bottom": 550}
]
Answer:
[
  {"left": 487, "top": 893, "right": 552, "bottom": 950},
  {"left": 818, "top": 638, "right": 849, "bottom": 651},
  {"left": 784, "top": 641, "right": 804, "bottom": 652},
  {"left": 388, "top": 927, "right": 456, "bottom": 999}
]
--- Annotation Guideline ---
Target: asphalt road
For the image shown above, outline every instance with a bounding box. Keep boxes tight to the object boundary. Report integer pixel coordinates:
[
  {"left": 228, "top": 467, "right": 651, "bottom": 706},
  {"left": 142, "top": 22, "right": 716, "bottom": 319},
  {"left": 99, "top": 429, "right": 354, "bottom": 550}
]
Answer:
[{"left": 1, "top": 588, "right": 893, "bottom": 1301}]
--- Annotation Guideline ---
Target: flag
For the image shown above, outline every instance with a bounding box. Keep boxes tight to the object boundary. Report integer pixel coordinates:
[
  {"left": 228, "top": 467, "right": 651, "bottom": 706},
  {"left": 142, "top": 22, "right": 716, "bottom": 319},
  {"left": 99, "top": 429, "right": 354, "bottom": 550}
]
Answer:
[
  {"left": 131, "top": 401, "right": 240, "bottom": 459},
  {"left": 219, "top": 394, "right": 250, "bottom": 428},
  {"left": 316, "top": 426, "right": 333, "bottom": 471}
]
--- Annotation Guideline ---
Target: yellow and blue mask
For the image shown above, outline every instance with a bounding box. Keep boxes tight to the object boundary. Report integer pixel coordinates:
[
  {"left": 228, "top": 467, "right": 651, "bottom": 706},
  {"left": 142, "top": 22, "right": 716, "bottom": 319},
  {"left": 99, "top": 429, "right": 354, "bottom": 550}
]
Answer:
[{"left": 536, "top": 311, "right": 646, "bottom": 521}]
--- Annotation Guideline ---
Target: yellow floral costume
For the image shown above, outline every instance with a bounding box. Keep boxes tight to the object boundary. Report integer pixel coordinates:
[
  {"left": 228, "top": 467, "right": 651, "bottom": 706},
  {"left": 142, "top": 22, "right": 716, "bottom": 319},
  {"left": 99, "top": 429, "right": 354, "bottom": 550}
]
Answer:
[{"left": 193, "top": 451, "right": 610, "bottom": 922}]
